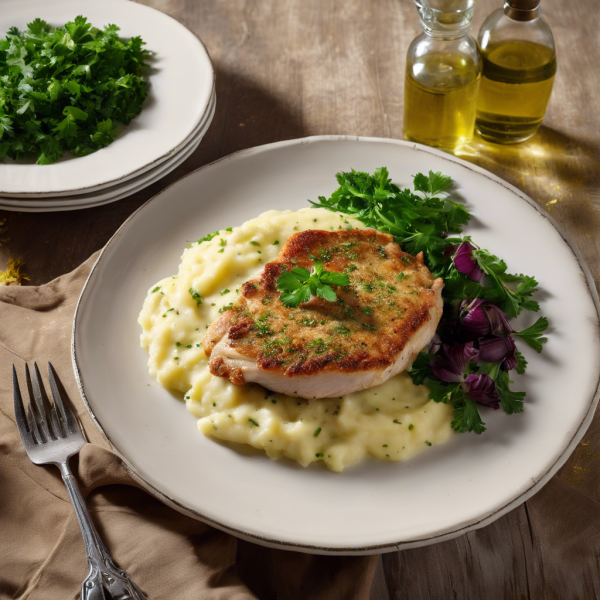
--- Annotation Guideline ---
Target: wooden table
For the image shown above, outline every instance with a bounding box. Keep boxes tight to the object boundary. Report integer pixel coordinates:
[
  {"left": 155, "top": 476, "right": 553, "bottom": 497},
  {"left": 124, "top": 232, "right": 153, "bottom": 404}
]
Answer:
[{"left": 2, "top": 0, "right": 598, "bottom": 597}]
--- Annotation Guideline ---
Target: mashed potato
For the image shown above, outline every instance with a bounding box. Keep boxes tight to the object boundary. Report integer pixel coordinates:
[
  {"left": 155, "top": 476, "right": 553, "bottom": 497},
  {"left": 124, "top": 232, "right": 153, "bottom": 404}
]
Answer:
[{"left": 139, "top": 208, "right": 454, "bottom": 471}]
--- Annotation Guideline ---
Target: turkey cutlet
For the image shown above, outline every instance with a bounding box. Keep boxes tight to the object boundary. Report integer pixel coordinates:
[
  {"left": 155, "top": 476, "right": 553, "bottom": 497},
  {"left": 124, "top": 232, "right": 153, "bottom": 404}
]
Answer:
[{"left": 202, "top": 228, "right": 444, "bottom": 399}]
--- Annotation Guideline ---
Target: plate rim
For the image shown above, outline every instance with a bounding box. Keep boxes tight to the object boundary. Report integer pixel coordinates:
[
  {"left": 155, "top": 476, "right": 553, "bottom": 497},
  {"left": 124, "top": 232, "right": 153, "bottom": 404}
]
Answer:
[
  {"left": 71, "top": 135, "right": 600, "bottom": 555},
  {"left": 0, "top": 0, "right": 216, "bottom": 197}
]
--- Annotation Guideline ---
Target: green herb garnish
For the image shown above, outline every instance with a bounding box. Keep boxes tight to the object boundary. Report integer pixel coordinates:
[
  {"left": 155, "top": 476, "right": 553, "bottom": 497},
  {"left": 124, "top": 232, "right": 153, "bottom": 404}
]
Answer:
[
  {"left": 276, "top": 260, "right": 349, "bottom": 308},
  {"left": 188, "top": 288, "right": 202, "bottom": 306},
  {"left": 0, "top": 17, "right": 149, "bottom": 164},
  {"left": 311, "top": 168, "right": 549, "bottom": 435}
]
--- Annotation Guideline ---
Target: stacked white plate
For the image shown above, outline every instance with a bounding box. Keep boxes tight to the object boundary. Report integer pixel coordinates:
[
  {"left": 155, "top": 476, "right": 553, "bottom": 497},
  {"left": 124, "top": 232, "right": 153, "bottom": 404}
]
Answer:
[{"left": 0, "top": 0, "right": 215, "bottom": 212}]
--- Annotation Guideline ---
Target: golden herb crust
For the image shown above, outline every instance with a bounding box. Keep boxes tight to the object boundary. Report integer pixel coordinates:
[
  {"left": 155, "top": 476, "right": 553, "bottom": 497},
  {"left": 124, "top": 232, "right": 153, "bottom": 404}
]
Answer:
[{"left": 203, "top": 228, "right": 440, "bottom": 379}]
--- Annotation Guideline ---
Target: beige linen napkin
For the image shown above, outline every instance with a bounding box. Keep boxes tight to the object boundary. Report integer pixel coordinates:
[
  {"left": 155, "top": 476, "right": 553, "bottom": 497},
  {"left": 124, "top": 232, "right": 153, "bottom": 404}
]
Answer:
[{"left": 0, "top": 254, "right": 377, "bottom": 600}]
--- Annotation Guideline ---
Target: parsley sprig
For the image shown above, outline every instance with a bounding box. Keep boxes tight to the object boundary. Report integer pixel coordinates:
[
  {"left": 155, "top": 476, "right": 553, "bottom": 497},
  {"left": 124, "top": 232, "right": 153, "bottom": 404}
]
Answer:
[
  {"left": 311, "top": 167, "right": 469, "bottom": 272},
  {"left": 277, "top": 260, "right": 349, "bottom": 308},
  {"left": 0, "top": 17, "right": 149, "bottom": 164}
]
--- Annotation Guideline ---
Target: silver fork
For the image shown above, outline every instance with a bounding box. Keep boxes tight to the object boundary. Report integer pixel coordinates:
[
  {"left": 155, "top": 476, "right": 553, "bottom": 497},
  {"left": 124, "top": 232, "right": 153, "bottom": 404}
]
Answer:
[{"left": 13, "top": 363, "right": 148, "bottom": 600}]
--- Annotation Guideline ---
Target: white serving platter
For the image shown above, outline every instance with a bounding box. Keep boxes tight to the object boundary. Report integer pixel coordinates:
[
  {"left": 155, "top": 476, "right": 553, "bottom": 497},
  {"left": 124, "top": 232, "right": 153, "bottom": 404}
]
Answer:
[{"left": 72, "top": 136, "right": 600, "bottom": 554}]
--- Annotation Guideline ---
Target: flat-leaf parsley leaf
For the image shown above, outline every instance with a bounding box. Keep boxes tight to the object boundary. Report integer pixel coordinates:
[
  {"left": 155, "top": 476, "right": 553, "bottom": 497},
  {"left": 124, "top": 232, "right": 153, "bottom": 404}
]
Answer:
[{"left": 276, "top": 260, "right": 349, "bottom": 308}]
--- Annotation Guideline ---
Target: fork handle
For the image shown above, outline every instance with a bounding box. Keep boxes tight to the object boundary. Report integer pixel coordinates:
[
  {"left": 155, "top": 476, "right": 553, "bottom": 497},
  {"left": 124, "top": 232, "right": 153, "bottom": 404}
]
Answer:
[{"left": 59, "top": 461, "right": 148, "bottom": 600}]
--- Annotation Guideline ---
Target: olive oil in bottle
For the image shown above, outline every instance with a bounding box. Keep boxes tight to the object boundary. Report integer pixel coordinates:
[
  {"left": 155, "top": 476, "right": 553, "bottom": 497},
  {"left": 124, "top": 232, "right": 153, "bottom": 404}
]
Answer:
[
  {"left": 404, "top": 53, "right": 480, "bottom": 148},
  {"left": 476, "top": 0, "right": 556, "bottom": 143},
  {"left": 403, "top": 1, "right": 481, "bottom": 150}
]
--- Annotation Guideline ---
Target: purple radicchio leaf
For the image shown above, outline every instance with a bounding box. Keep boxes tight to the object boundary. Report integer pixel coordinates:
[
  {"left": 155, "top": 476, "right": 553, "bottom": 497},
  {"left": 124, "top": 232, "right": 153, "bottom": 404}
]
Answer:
[
  {"left": 430, "top": 342, "right": 479, "bottom": 383},
  {"left": 462, "top": 373, "right": 500, "bottom": 410},
  {"left": 460, "top": 299, "right": 513, "bottom": 339},
  {"left": 446, "top": 242, "right": 483, "bottom": 282},
  {"left": 478, "top": 335, "right": 517, "bottom": 368}
]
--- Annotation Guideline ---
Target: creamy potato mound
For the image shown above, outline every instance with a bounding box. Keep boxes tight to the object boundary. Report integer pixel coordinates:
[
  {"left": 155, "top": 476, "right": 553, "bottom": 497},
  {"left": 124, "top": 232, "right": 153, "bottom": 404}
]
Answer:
[{"left": 138, "top": 208, "right": 454, "bottom": 471}]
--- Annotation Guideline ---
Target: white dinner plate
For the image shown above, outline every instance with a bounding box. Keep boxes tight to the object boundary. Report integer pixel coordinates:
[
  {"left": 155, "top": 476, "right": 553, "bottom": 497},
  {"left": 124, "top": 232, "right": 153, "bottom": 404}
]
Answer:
[
  {"left": 0, "top": 91, "right": 216, "bottom": 212},
  {"left": 0, "top": 0, "right": 214, "bottom": 197},
  {"left": 73, "top": 137, "right": 600, "bottom": 554}
]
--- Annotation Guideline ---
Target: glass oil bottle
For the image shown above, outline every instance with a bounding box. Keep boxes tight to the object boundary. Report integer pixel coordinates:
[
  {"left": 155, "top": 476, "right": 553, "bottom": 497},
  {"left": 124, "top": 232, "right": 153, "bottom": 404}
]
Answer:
[
  {"left": 403, "top": 0, "right": 482, "bottom": 149},
  {"left": 476, "top": 0, "right": 556, "bottom": 144}
]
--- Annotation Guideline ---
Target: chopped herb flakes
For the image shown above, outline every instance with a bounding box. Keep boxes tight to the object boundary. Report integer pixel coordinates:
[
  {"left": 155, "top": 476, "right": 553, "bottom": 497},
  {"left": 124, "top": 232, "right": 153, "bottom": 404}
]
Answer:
[
  {"left": 188, "top": 288, "right": 202, "bottom": 306},
  {"left": 408, "top": 424, "right": 414, "bottom": 431},
  {"left": 315, "top": 452, "right": 324, "bottom": 458},
  {"left": 425, "top": 441, "right": 432, "bottom": 446},
  {"left": 151, "top": 286, "right": 161, "bottom": 293},
  {"left": 313, "top": 427, "right": 322, "bottom": 437},
  {"left": 248, "top": 418, "right": 259, "bottom": 427},
  {"left": 197, "top": 231, "right": 219, "bottom": 245}
]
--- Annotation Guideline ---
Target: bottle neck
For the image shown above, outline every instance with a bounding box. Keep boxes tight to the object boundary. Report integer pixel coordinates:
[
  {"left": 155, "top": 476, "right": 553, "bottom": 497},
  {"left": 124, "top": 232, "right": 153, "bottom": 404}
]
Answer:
[{"left": 420, "top": 21, "right": 472, "bottom": 41}]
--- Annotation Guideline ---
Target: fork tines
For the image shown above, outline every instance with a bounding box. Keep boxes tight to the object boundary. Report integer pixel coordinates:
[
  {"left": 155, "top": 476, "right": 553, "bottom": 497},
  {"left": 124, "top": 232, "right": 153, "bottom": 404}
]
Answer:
[{"left": 13, "top": 362, "right": 77, "bottom": 444}]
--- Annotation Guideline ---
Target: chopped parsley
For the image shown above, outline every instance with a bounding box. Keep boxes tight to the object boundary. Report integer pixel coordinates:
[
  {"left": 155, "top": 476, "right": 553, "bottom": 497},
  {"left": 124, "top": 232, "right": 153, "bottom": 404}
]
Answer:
[
  {"left": 313, "top": 427, "right": 322, "bottom": 437},
  {"left": 151, "top": 286, "right": 161, "bottom": 293},
  {"left": 0, "top": 17, "right": 150, "bottom": 164},
  {"left": 196, "top": 231, "right": 219, "bottom": 245},
  {"left": 188, "top": 287, "right": 202, "bottom": 306},
  {"left": 248, "top": 418, "right": 259, "bottom": 427},
  {"left": 334, "top": 325, "right": 351, "bottom": 335}
]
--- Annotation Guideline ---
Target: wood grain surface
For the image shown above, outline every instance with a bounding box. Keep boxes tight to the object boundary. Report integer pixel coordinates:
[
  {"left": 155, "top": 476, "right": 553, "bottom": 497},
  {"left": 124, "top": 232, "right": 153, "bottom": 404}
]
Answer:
[{"left": 2, "top": 0, "right": 598, "bottom": 598}]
